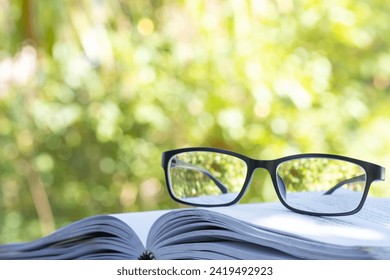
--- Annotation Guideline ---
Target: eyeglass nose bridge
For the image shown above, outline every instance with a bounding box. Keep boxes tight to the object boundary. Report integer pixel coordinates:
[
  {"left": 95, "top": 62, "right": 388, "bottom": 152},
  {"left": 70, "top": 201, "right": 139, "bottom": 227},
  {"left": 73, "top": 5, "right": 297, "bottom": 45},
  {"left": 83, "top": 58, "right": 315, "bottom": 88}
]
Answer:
[{"left": 243, "top": 159, "right": 287, "bottom": 200}]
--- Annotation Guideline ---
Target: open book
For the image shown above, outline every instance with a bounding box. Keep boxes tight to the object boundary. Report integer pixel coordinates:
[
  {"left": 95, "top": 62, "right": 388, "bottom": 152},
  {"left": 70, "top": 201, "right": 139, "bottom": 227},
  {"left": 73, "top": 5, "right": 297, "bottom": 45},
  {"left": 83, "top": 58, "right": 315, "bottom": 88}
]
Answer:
[{"left": 0, "top": 197, "right": 390, "bottom": 260}]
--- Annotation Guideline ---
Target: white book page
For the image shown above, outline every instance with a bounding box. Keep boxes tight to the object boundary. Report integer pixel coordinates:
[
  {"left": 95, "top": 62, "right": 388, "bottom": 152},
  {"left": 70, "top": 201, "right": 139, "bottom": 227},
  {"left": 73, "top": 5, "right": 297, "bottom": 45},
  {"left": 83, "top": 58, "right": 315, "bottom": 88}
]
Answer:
[
  {"left": 110, "top": 197, "right": 390, "bottom": 259},
  {"left": 112, "top": 210, "right": 169, "bottom": 246},
  {"left": 208, "top": 197, "right": 390, "bottom": 247}
]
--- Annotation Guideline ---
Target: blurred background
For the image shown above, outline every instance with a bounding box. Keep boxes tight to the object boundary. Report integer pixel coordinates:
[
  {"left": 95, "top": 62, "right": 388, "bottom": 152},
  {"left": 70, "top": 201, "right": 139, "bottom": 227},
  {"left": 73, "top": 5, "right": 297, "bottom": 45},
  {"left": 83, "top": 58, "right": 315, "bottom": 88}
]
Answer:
[{"left": 1, "top": 0, "right": 390, "bottom": 244}]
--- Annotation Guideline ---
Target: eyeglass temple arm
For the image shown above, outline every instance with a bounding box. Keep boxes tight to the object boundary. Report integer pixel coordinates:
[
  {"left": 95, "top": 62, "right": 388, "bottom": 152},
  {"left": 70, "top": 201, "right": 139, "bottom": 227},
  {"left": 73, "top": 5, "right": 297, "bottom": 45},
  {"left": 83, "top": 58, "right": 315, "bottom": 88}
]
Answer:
[
  {"left": 170, "top": 159, "right": 228, "bottom": 194},
  {"left": 323, "top": 174, "right": 366, "bottom": 195}
]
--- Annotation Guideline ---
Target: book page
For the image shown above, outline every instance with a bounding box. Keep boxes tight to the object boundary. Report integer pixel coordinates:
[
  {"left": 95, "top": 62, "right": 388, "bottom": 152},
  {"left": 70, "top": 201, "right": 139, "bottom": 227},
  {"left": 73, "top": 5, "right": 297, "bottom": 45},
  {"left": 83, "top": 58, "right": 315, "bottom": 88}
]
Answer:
[
  {"left": 208, "top": 196, "right": 390, "bottom": 247},
  {"left": 111, "top": 197, "right": 390, "bottom": 259},
  {"left": 0, "top": 215, "right": 145, "bottom": 260},
  {"left": 112, "top": 210, "right": 169, "bottom": 246}
]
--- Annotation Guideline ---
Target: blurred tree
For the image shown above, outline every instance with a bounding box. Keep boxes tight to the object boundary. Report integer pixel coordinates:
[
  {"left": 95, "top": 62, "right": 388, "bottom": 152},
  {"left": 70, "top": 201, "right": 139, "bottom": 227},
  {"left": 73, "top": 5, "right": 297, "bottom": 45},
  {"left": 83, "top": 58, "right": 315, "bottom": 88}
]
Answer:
[{"left": 0, "top": 0, "right": 389, "bottom": 243}]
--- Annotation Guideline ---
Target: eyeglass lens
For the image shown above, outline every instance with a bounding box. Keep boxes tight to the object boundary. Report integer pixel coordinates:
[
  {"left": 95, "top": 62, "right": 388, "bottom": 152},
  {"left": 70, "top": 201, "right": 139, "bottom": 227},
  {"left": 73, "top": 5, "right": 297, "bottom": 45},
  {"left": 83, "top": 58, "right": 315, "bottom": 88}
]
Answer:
[
  {"left": 277, "top": 158, "right": 366, "bottom": 214},
  {"left": 167, "top": 151, "right": 367, "bottom": 214},
  {"left": 168, "top": 151, "right": 247, "bottom": 205}
]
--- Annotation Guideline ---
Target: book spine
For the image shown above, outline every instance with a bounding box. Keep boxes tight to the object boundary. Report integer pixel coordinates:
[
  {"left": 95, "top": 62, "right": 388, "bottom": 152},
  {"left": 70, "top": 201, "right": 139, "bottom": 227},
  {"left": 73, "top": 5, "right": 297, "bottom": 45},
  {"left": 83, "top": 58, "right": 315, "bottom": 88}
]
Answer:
[{"left": 138, "top": 250, "right": 156, "bottom": 260}]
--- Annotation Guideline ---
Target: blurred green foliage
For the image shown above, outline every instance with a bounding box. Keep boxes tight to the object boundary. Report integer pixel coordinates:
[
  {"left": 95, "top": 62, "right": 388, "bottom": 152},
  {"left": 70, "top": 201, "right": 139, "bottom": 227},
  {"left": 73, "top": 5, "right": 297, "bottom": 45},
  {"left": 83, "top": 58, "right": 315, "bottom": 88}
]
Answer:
[
  {"left": 277, "top": 158, "right": 365, "bottom": 192},
  {"left": 1, "top": 0, "right": 390, "bottom": 244}
]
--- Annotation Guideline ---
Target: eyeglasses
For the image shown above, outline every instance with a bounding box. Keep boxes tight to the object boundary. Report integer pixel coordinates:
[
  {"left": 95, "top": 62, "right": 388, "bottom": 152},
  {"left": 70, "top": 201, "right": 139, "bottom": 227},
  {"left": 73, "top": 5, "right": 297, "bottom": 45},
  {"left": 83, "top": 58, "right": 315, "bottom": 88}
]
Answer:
[{"left": 162, "top": 147, "right": 386, "bottom": 216}]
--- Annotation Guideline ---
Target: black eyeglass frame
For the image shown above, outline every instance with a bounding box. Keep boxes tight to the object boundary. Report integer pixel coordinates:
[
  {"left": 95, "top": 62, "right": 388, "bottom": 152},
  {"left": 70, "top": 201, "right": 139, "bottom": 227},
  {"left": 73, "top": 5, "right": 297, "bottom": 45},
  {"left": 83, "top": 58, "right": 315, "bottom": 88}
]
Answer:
[{"left": 162, "top": 147, "right": 386, "bottom": 216}]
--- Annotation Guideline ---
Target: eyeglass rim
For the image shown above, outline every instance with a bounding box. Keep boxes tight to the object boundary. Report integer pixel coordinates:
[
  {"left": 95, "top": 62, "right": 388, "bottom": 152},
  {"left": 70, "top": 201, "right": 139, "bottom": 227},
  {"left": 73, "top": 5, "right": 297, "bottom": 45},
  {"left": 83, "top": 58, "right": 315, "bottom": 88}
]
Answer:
[{"left": 161, "top": 147, "right": 386, "bottom": 216}]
